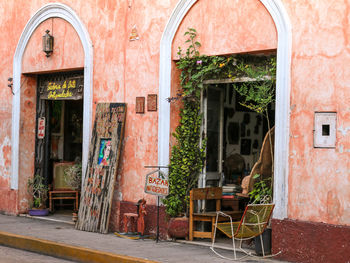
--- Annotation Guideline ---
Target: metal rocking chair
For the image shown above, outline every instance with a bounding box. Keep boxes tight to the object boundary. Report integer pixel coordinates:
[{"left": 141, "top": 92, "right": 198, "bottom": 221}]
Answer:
[{"left": 210, "top": 203, "right": 276, "bottom": 260}]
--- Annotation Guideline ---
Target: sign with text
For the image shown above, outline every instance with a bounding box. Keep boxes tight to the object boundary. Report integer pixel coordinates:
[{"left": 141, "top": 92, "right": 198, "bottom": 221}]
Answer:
[
  {"left": 76, "top": 103, "right": 126, "bottom": 233},
  {"left": 144, "top": 171, "right": 169, "bottom": 196},
  {"left": 39, "top": 76, "right": 83, "bottom": 100},
  {"left": 37, "top": 117, "right": 45, "bottom": 139}
]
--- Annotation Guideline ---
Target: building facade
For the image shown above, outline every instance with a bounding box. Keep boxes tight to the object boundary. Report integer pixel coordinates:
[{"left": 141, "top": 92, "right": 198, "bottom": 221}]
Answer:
[{"left": 0, "top": 1, "right": 349, "bottom": 262}]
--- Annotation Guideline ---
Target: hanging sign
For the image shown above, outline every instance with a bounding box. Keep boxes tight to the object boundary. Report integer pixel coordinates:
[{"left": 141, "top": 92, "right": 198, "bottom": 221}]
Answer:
[
  {"left": 144, "top": 170, "right": 169, "bottom": 196},
  {"left": 39, "top": 76, "right": 83, "bottom": 100},
  {"left": 37, "top": 117, "right": 45, "bottom": 139}
]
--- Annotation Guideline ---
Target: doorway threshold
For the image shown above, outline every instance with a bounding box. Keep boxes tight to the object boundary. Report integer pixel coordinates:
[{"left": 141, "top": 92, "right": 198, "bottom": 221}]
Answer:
[{"left": 19, "top": 210, "right": 75, "bottom": 225}]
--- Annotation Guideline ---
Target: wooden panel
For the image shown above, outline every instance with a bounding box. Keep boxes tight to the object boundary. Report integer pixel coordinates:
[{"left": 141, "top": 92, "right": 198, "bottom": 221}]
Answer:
[
  {"left": 193, "top": 231, "right": 211, "bottom": 238},
  {"left": 191, "top": 187, "right": 222, "bottom": 200},
  {"left": 76, "top": 103, "right": 126, "bottom": 233}
]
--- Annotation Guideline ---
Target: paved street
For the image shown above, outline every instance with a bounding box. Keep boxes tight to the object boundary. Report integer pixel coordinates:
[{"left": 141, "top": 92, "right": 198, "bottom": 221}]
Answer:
[{"left": 0, "top": 245, "right": 75, "bottom": 263}]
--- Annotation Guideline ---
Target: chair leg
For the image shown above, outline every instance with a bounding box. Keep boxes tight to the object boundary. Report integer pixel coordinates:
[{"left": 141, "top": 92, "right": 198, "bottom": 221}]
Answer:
[
  {"left": 189, "top": 216, "right": 193, "bottom": 241},
  {"left": 49, "top": 193, "right": 52, "bottom": 212},
  {"left": 75, "top": 192, "right": 79, "bottom": 211},
  {"left": 259, "top": 232, "right": 265, "bottom": 257},
  {"left": 211, "top": 217, "right": 215, "bottom": 241}
]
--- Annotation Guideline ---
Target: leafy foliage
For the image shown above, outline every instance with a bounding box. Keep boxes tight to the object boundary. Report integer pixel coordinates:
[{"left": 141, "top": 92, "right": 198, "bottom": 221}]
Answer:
[
  {"left": 64, "top": 162, "right": 82, "bottom": 190},
  {"left": 27, "top": 174, "right": 48, "bottom": 209},
  {"left": 163, "top": 28, "right": 276, "bottom": 217},
  {"left": 249, "top": 174, "right": 272, "bottom": 204},
  {"left": 163, "top": 28, "right": 206, "bottom": 217}
]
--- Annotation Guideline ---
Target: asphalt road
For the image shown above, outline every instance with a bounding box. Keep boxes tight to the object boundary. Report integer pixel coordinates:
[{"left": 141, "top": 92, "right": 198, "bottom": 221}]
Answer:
[{"left": 0, "top": 245, "right": 76, "bottom": 263}]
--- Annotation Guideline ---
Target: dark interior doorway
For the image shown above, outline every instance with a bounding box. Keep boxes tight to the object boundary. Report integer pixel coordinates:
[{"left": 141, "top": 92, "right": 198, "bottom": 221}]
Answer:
[{"left": 34, "top": 71, "right": 83, "bottom": 213}]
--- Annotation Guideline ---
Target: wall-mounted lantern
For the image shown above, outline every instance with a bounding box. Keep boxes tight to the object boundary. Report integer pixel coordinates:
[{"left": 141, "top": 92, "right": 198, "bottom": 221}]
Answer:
[{"left": 42, "top": 30, "right": 54, "bottom": 57}]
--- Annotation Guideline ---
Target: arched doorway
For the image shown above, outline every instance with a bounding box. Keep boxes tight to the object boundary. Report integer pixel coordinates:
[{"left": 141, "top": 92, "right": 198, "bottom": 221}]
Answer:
[
  {"left": 11, "top": 3, "right": 93, "bottom": 213},
  {"left": 158, "top": 0, "right": 291, "bottom": 219}
]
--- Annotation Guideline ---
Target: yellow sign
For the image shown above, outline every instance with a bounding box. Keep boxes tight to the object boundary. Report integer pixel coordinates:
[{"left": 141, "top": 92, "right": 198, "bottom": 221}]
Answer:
[{"left": 40, "top": 77, "right": 83, "bottom": 100}]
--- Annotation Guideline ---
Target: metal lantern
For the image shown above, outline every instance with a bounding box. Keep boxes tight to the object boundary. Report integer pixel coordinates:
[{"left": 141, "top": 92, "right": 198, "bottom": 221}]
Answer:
[{"left": 42, "top": 30, "right": 54, "bottom": 57}]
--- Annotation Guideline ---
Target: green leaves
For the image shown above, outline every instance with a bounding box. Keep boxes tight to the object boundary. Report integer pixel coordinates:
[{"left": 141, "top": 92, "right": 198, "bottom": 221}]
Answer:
[
  {"left": 249, "top": 174, "right": 272, "bottom": 204},
  {"left": 27, "top": 174, "right": 48, "bottom": 209}
]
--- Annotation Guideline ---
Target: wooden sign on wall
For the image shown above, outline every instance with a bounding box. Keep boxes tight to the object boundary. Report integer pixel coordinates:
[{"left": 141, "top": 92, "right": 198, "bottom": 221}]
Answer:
[
  {"left": 39, "top": 76, "right": 83, "bottom": 100},
  {"left": 76, "top": 103, "right": 126, "bottom": 233}
]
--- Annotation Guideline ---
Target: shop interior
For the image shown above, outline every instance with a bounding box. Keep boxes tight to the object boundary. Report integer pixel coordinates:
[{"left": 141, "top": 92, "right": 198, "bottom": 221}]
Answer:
[
  {"left": 33, "top": 72, "right": 84, "bottom": 222},
  {"left": 189, "top": 81, "right": 275, "bottom": 248},
  {"left": 47, "top": 99, "right": 83, "bottom": 219},
  {"left": 204, "top": 82, "right": 274, "bottom": 190}
]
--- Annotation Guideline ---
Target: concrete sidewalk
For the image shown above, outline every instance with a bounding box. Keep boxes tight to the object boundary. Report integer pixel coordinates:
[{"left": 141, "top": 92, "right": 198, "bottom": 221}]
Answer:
[{"left": 0, "top": 214, "right": 287, "bottom": 263}]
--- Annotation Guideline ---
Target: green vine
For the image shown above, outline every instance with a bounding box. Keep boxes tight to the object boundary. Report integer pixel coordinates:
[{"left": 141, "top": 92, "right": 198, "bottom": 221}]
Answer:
[
  {"left": 163, "top": 29, "right": 206, "bottom": 218},
  {"left": 163, "top": 28, "right": 276, "bottom": 217}
]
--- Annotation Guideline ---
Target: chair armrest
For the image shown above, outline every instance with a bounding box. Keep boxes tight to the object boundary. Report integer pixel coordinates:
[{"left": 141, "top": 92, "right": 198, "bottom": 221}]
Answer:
[{"left": 216, "top": 211, "right": 233, "bottom": 220}]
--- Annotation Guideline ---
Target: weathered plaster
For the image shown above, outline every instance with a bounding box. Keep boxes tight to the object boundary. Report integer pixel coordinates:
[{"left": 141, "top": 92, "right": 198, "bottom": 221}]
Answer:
[
  {"left": 22, "top": 18, "right": 84, "bottom": 73},
  {"left": 285, "top": 0, "right": 350, "bottom": 225}
]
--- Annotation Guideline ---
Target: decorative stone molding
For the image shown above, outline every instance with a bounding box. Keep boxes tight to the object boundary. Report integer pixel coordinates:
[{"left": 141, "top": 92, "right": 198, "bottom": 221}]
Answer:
[{"left": 11, "top": 3, "right": 93, "bottom": 190}]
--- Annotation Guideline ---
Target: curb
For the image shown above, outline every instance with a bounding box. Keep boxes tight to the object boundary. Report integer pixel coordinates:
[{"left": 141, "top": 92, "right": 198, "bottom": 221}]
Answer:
[{"left": 0, "top": 231, "right": 158, "bottom": 263}]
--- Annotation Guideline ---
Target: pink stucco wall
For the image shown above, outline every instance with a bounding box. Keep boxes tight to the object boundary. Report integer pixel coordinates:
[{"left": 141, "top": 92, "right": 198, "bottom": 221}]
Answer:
[
  {"left": 172, "top": 0, "right": 277, "bottom": 58},
  {"left": 285, "top": 0, "right": 350, "bottom": 226},
  {"left": 0, "top": 0, "right": 179, "bottom": 214},
  {"left": 0, "top": 0, "right": 348, "bottom": 230}
]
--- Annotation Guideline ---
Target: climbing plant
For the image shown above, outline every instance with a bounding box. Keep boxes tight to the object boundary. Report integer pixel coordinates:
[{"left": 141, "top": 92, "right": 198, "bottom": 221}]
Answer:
[{"left": 163, "top": 28, "right": 276, "bottom": 217}]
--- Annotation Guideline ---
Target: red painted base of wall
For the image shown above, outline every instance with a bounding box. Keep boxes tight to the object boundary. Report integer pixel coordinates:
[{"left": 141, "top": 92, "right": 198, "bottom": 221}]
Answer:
[
  {"left": 0, "top": 189, "right": 17, "bottom": 215},
  {"left": 272, "top": 218, "right": 350, "bottom": 263},
  {"left": 109, "top": 201, "right": 169, "bottom": 240}
]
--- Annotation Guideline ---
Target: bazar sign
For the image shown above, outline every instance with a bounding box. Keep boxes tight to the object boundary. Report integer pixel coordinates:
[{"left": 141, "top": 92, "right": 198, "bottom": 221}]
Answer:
[
  {"left": 144, "top": 172, "right": 169, "bottom": 196},
  {"left": 40, "top": 77, "right": 83, "bottom": 100}
]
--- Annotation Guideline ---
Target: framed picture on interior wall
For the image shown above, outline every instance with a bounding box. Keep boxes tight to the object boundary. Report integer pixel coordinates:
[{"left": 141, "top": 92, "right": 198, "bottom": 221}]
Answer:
[
  {"left": 228, "top": 122, "right": 239, "bottom": 144},
  {"left": 247, "top": 129, "right": 251, "bottom": 136},
  {"left": 240, "top": 123, "right": 246, "bottom": 137},
  {"left": 240, "top": 139, "right": 251, "bottom": 155},
  {"left": 234, "top": 89, "right": 253, "bottom": 112},
  {"left": 243, "top": 113, "right": 250, "bottom": 124},
  {"left": 253, "top": 139, "right": 259, "bottom": 149}
]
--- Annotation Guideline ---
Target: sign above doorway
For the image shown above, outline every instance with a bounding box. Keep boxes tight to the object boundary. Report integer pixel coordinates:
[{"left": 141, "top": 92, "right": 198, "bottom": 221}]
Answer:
[{"left": 39, "top": 75, "right": 83, "bottom": 100}]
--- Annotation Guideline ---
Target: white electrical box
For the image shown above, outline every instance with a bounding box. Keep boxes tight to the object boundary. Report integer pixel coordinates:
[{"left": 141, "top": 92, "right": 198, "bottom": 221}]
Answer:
[{"left": 314, "top": 112, "right": 337, "bottom": 148}]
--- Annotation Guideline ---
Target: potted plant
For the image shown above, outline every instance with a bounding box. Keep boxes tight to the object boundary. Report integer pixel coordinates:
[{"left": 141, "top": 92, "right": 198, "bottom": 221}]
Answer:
[
  {"left": 249, "top": 174, "right": 272, "bottom": 204},
  {"left": 64, "top": 162, "right": 82, "bottom": 221},
  {"left": 64, "top": 162, "right": 82, "bottom": 191},
  {"left": 27, "top": 174, "right": 49, "bottom": 216}
]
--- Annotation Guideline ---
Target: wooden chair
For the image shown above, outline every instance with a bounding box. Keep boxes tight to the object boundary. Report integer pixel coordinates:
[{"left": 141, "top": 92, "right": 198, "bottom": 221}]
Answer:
[
  {"left": 189, "top": 187, "right": 242, "bottom": 241},
  {"left": 210, "top": 203, "right": 277, "bottom": 260},
  {"left": 49, "top": 162, "right": 80, "bottom": 212}
]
